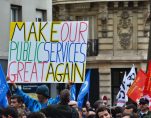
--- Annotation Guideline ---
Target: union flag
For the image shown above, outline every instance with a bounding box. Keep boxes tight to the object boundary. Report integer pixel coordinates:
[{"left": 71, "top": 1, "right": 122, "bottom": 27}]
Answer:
[
  {"left": 144, "top": 60, "right": 151, "bottom": 96},
  {"left": 127, "top": 69, "right": 147, "bottom": 102}
]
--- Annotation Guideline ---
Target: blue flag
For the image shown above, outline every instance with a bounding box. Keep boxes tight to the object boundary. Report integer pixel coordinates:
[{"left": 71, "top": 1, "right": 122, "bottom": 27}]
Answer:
[
  {"left": 0, "top": 64, "right": 9, "bottom": 108},
  {"left": 77, "top": 70, "right": 91, "bottom": 108},
  {"left": 70, "top": 84, "right": 76, "bottom": 100},
  {"left": 0, "top": 96, "right": 9, "bottom": 108}
]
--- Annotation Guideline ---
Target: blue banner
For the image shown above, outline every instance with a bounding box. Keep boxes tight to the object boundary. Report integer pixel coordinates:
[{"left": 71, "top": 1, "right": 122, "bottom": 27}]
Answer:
[
  {"left": 0, "top": 96, "right": 8, "bottom": 108},
  {"left": 77, "top": 70, "right": 91, "bottom": 108},
  {"left": 70, "top": 84, "right": 76, "bottom": 101},
  {"left": 0, "top": 64, "right": 9, "bottom": 108}
]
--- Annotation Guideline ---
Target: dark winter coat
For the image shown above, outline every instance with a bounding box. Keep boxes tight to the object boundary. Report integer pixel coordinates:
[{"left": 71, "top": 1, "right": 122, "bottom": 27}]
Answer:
[
  {"left": 138, "top": 111, "right": 151, "bottom": 118},
  {"left": 41, "top": 104, "right": 79, "bottom": 118}
]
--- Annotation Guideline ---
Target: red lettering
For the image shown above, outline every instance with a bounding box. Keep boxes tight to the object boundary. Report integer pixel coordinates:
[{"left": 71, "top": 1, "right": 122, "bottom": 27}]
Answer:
[
  {"left": 78, "top": 22, "right": 88, "bottom": 42},
  {"left": 8, "top": 61, "right": 47, "bottom": 83},
  {"left": 69, "top": 22, "right": 78, "bottom": 42},
  {"left": 7, "top": 61, "right": 17, "bottom": 83},
  {"left": 24, "top": 62, "right": 31, "bottom": 82},
  {"left": 61, "top": 23, "right": 69, "bottom": 42},
  {"left": 40, "top": 62, "right": 47, "bottom": 82},
  {"left": 18, "top": 62, "right": 24, "bottom": 82},
  {"left": 30, "top": 62, "right": 38, "bottom": 82}
]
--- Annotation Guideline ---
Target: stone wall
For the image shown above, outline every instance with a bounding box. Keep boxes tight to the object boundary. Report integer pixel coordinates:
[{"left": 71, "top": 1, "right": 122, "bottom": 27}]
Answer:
[{"left": 53, "top": 1, "right": 150, "bottom": 104}]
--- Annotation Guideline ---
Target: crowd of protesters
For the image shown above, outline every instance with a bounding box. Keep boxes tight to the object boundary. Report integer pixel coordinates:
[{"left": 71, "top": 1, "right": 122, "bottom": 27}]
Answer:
[{"left": 0, "top": 79, "right": 151, "bottom": 118}]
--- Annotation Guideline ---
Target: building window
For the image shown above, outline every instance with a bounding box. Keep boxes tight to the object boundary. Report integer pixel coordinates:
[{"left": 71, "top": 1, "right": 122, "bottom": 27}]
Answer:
[
  {"left": 11, "top": 5, "right": 22, "bottom": 22},
  {"left": 36, "top": 9, "right": 47, "bottom": 22},
  {"left": 77, "top": 16, "right": 97, "bottom": 40},
  {"left": 76, "top": 16, "right": 98, "bottom": 56}
]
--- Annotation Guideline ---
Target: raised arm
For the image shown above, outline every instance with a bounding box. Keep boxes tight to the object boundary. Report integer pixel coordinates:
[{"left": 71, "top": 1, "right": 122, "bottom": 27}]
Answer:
[{"left": 7, "top": 77, "right": 41, "bottom": 112}]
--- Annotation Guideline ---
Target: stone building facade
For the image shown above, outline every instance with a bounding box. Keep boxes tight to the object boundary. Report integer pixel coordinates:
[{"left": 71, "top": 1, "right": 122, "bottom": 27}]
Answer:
[
  {"left": 0, "top": 0, "right": 52, "bottom": 74},
  {"left": 53, "top": 0, "right": 150, "bottom": 105}
]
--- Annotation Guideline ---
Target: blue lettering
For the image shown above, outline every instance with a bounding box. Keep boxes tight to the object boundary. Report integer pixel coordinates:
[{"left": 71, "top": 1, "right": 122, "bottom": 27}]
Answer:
[
  {"left": 44, "top": 42, "right": 50, "bottom": 62},
  {"left": 56, "top": 42, "right": 61, "bottom": 62},
  {"left": 80, "top": 43, "right": 86, "bottom": 63},
  {"left": 49, "top": 43, "right": 56, "bottom": 62}
]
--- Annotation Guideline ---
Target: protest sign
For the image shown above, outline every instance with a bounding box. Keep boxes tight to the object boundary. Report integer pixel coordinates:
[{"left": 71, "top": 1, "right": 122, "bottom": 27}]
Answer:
[{"left": 8, "top": 21, "right": 89, "bottom": 83}]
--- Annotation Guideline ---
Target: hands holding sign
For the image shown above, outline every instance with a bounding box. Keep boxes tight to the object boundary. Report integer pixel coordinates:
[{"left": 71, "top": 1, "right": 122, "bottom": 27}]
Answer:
[{"left": 6, "top": 76, "right": 17, "bottom": 89}]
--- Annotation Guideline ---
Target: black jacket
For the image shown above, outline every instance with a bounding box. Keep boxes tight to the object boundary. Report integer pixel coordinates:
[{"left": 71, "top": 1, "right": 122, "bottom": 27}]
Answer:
[
  {"left": 138, "top": 110, "right": 151, "bottom": 118},
  {"left": 41, "top": 104, "right": 79, "bottom": 118}
]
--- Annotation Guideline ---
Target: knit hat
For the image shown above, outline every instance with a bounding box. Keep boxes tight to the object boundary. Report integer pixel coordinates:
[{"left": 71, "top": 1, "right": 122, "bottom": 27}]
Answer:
[
  {"left": 36, "top": 85, "right": 49, "bottom": 98},
  {"left": 139, "top": 98, "right": 149, "bottom": 105}
]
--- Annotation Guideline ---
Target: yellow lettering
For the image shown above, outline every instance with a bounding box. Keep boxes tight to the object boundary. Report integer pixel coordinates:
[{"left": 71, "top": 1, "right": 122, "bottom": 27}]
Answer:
[
  {"left": 74, "top": 63, "right": 85, "bottom": 82},
  {"left": 10, "top": 22, "right": 26, "bottom": 41},
  {"left": 38, "top": 22, "right": 47, "bottom": 41},
  {"left": 55, "top": 63, "right": 64, "bottom": 82},
  {"left": 27, "top": 22, "right": 38, "bottom": 41},
  {"left": 63, "top": 63, "right": 70, "bottom": 82},
  {"left": 46, "top": 63, "right": 55, "bottom": 81},
  {"left": 50, "top": 21, "right": 61, "bottom": 42}
]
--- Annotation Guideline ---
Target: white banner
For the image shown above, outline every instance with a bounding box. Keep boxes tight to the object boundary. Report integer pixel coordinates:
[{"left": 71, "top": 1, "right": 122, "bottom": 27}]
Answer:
[
  {"left": 125, "top": 64, "right": 136, "bottom": 94},
  {"left": 117, "top": 72, "right": 127, "bottom": 107},
  {"left": 8, "top": 21, "right": 89, "bottom": 83},
  {"left": 117, "top": 65, "right": 136, "bottom": 106}
]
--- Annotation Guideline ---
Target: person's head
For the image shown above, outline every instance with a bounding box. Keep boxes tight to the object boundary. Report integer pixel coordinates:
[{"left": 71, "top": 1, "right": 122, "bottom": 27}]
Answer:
[
  {"left": 87, "top": 108, "right": 96, "bottom": 118},
  {"left": 87, "top": 114, "right": 95, "bottom": 118},
  {"left": 86, "top": 101, "right": 91, "bottom": 109},
  {"left": 68, "top": 100, "right": 78, "bottom": 110},
  {"left": 2, "top": 106, "right": 18, "bottom": 118},
  {"left": 93, "top": 100, "right": 104, "bottom": 111},
  {"left": 122, "top": 113, "right": 131, "bottom": 118},
  {"left": 36, "top": 85, "right": 49, "bottom": 103},
  {"left": 96, "top": 106, "right": 111, "bottom": 118},
  {"left": 82, "top": 107, "right": 87, "bottom": 117},
  {"left": 27, "top": 112, "right": 46, "bottom": 118},
  {"left": 102, "top": 96, "right": 108, "bottom": 106},
  {"left": 60, "top": 89, "right": 70, "bottom": 105},
  {"left": 10, "top": 95, "right": 23, "bottom": 108},
  {"left": 114, "top": 106, "right": 123, "bottom": 118},
  {"left": 138, "top": 97, "right": 149, "bottom": 112},
  {"left": 124, "top": 104, "right": 137, "bottom": 114},
  {"left": 122, "top": 113, "right": 138, "bottom": 118}
]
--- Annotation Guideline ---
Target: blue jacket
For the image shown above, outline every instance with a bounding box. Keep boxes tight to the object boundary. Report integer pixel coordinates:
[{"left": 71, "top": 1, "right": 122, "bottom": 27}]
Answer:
[{"left": 15, "top": 88, "right": 60, "bottom": 112}]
